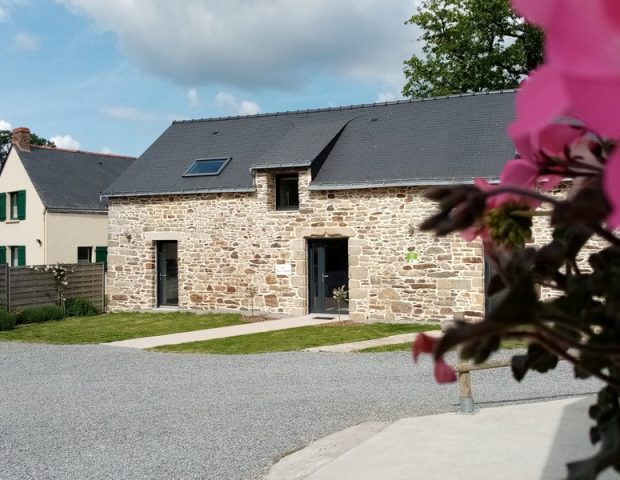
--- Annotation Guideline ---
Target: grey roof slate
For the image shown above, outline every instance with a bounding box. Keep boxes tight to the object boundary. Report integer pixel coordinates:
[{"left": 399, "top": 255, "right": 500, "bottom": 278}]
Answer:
[
  {"left": 17, "top": 147, "right": 135, "bottom": 211},
  {"left": 252, "top": 118, "right": 352, "bottom": 170},
  {"left": 103, "top": 91, "right": 517, "bottom": 197}
]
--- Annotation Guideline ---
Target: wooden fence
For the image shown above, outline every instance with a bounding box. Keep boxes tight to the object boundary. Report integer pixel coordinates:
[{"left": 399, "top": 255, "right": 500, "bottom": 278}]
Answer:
[{"left": 0, "top": 263, "right": 105, "bottom": 311}]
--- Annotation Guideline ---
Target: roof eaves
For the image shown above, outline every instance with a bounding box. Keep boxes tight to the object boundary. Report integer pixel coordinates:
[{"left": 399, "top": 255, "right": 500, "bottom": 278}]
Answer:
[
  {"left": 250, "top": 161, "right": 312, "bottom": 171},
  {"left": 102, "top": 186, "right": 256, "bottom": 199},
  {"left": 308, "top": 177, "right": 500, "bottom": 191},
  {"left": 46, "top": 207, "right": 107, "bottom": 214}
]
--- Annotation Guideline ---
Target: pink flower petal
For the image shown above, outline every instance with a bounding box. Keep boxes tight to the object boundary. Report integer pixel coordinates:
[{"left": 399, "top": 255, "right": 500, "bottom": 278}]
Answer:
[
  {"left": 411, "top": 333, "right": 436, "bottom": 362},
  {"left": 434, "top": 358, "right": 457, "bottom": 383},
  {"left": 511, "top": 0, "right": 559, "bottom": 27},
  {"left": 545, "top": 0, "right": 620, "bottom": 76},
  {"left": 509, "top": 66, "right": 571, "bottom": 144},
  {"left": 460, "top": 226, "right": 484, "bottom": 243},
  {"left": 563, "top": 75, "right": 620, "bottom": 138},
  {"left": 500, "top": 158, "right": 538, "bottom": 189},
  {"left": 537, "top": 124, "right": 584, "bottom": 157},
  {"left": 605, "top": 2, "right": 620, "bottom": 28},
  {"left": 604, "top": 149, "right": 620, "bottom": 229}
]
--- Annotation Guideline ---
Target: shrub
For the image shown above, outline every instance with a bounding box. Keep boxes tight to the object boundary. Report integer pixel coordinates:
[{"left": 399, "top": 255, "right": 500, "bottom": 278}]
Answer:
[
  {"left": 65, "top": 298, "right": 99, "bottom": 317},
  {"left": 17, "top": 305, "right": 64, "bottom": 325},
  {"left": 0, "top": 310, "right": 15, "bottom": 331}
]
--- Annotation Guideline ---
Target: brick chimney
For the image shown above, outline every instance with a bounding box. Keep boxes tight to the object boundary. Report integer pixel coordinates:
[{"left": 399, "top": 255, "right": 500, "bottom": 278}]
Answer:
[{"left": 11, "top": 127, "right": 31, "bottom": 151}]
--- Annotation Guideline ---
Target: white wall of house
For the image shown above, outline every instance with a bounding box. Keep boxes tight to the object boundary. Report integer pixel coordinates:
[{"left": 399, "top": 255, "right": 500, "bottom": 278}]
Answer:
[
  {"left": 45, "top": 212, "right": 108, "bottom": 264},
  {"left": 0, "top": 149, "right": 46, "bottom": 265}
]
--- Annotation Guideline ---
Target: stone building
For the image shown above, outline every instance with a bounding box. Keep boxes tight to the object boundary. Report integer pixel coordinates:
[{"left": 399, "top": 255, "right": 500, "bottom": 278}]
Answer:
[{"left": 103, "top": 91, "right": 516, "bottom": 323}]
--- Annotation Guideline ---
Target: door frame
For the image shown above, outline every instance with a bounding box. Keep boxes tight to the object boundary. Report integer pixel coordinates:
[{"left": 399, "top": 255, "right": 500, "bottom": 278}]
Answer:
[{"left": 307, "top": 238, "right": 349, "bottom": 314}]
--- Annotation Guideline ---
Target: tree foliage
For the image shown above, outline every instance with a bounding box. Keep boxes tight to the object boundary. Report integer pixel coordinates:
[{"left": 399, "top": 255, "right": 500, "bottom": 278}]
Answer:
[
  {"left": 402, "top": 0, "right": 543, "bottom": 98},
  {"left": 0, "top": 130, "right": 55, "bottom": 167}
]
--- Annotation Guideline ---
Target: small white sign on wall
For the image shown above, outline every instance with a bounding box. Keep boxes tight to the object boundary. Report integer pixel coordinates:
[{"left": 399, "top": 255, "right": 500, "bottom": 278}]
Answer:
[{"left": 275, "top": 264, "right": 292, "bottom": 276}]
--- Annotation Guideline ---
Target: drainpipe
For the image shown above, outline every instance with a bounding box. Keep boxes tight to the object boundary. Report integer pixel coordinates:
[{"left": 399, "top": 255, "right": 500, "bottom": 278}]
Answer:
[{"left": 43, "top": 208, "right": 47, "bottom": 265}]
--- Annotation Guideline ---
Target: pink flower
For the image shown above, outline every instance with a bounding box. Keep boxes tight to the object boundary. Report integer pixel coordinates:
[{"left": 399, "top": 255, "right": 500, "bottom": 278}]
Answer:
[
  {"left": 509, "top": 0, "right": 620, "bottom": 227},
  {"left": 511, "top": 0, "right": 559, "bottom": 27},
  {"left": 411, "top": 333, "right": 436, "bottom": 362},
  {"left": 513, "top": 1, "right": 620, "bottom": 138},
  {"left": 564, "top": 76, "right": 620, "bottom": 139},
  {"left": 460, "top": 177, "right": 541, "bottom": 244},
  {"left": 434, "top": 358, "right": 457, "bottom": 384},
  {"left": 604, "top": 149, "right": 620, "bottom": 228},
  {"left": 509, "top": 66, "right": 572, "bottom": 149},
  {"left": 411, "top": 333, "right": 457, "bottom": 384}
]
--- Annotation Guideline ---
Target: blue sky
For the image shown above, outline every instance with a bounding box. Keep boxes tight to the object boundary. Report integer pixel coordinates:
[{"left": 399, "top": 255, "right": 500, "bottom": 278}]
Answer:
[{"left": 0, "top": 0, "right": 419, "bottom": 157}]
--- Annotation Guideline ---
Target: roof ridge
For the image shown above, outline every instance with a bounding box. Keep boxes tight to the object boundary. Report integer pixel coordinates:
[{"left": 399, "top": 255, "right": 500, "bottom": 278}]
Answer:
[
  {"left": 171, "top": 89, "right": 516, "bottom": 125},
  {"left": 30, "top": 145, "right": 136, "bottom": 159}
]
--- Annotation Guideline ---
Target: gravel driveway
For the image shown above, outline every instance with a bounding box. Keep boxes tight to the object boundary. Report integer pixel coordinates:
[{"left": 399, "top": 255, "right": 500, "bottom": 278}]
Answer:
[{"left": 0, "top": 343, "right": 601, "bottom": 479}]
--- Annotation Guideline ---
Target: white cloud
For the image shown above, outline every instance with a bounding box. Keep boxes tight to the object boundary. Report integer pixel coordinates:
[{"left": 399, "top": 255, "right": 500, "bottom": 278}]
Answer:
[
  {"left": 56, "top": 0, "right": 417, "bottom": 91},
  {"left": 0, "top": 0, "right": 30, "bottom": 23},
  {"left": 13, "top": 31, "right": 39, "bottom": 52},
  {"left": 101, "top": 106, "right": 159, "bottom": 121},
  {"left": 215, "top": 92, "right": 260, "bottom": 116},
  {"left": 238, "top": 100, "right": 260, "bottom": 116},
  {"left": 101, "top": 147, "right": 113, "bottom": 154},
  {"left": 50, "top": 134, "right": 81, "bottom": 150},
  {"left": 0, "top": 120, "right": 12, "bottom": 130},
  {"left": 187, "top": 88, "right": 199, "bottom": 107},
  {"left": 376, "top": 91, "right": 398, "bottom": 103}
]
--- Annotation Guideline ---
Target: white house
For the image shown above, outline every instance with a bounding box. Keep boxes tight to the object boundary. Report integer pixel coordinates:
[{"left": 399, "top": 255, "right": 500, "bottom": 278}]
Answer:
[{"left": 0, "top": 128, "right": 134, "bottom": 267}]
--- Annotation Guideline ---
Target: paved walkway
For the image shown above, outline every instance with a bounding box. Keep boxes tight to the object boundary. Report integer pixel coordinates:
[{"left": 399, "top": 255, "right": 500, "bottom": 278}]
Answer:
[
  {"left": 266, "top": 396, "right": 616, "bottom": 480},
  {"left": 305, "top": 330, "right": 441, "bottom": 353},
  {"left": 104, "top": 314, "right": 345, "bottom": 349}
]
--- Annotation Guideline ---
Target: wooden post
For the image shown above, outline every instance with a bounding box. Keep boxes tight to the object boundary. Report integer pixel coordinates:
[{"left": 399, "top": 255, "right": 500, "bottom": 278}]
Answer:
[
  {"left": 458, "top": 371, "right": 475, "bottom": 414},
  {"left": 455, "top": 360, "right": 511, "bottom": 414}
]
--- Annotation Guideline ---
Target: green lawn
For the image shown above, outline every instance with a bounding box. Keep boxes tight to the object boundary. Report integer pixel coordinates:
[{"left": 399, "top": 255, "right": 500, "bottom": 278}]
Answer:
[
  {"left": 359, "top": 342, "right": 413, "bottom": 353},
  {"left": 0, "top": 312, "right": 244, "bottom": 344},
  {"left": 359, "top": 339, "right": 528, "bottom": 353},
  {"left": 151, "top": 322, "right": 440, "bottom": 354}
]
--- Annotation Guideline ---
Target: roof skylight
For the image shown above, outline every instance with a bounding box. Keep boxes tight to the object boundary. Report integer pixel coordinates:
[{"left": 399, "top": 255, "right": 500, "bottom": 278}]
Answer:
[{"left": 183, "top": 157, "right": 230, "bottom": 177}]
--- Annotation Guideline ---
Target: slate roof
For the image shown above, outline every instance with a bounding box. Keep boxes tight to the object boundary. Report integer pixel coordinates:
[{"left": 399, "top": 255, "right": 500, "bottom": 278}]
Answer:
[
  {"left": 103, "top": 90, "right": 516, "bottom": 198},
  {"left": 16, "top": 147, "right": 135, "bottom": 212}
]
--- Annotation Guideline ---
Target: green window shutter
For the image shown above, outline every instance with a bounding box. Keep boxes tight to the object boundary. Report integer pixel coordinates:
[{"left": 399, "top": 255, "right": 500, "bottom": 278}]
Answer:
[
  {"left": 17, "top": 190, "right": 26, "bottom": 220},
  {"left": 0, "top": 246, "right": 5, "bottom": 265},
  {"left": 95, "top": 246, "right": 108, "bottom": 270},
  {"left": 0, "top": 193, "right": 5, "bottom": 221},
  {"left": 17, "top": 246, "right": 25, "bottom": 266}
]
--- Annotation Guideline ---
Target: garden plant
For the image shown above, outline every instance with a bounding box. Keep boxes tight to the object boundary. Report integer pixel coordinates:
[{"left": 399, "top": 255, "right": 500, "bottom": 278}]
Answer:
[{"left": 414, "top": 1, "right": 620, "bottom": 478}]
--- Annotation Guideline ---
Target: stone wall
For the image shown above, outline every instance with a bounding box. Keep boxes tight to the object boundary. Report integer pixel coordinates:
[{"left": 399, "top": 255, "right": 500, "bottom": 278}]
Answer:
[{"left": 106, "top": 169, "right": 486, "bottom": 323}]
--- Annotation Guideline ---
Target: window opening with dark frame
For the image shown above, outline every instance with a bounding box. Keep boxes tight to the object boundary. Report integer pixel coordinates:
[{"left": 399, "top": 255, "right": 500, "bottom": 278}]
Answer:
[
  {"left": 10, "top": 246, "right": 25, "bottom": 267},
  {"left": 8, "top": 190, "right": 25, "bottom": 220},
  {"left": 183, "top": 157, "right": 230, "bottom": 176},
  {"left": 276, "top": 174, "right": 299, "bottom": 210},
  {"left": 78, "top": 246, "right": 92, "bottom": 264}
]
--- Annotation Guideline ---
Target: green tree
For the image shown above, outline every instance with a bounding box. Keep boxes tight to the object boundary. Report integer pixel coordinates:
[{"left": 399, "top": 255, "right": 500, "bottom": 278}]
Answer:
[
  {"left": 402, "top": 0, "right": 543, "bottom": 98},
  {"left": 0, "top": 130, "right": 55, "bottom": 167}
]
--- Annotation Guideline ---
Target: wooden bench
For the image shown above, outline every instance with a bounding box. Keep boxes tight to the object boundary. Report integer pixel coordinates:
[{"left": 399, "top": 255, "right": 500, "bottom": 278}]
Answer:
[{"left": 455, "top": 360, "right": 511, "bottom": 413}]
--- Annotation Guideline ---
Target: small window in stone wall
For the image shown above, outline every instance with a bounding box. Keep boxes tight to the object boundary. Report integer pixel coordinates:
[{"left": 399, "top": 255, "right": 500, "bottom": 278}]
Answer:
[{"left": 275, "top": 174, "right": 299, "bottom": 210}]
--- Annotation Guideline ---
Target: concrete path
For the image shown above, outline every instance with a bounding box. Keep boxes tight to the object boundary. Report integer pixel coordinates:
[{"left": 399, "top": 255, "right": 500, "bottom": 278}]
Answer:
[
  {"left": 105, "top": 314, "right": 344, "bottom": 349},
  {"left": 304, "top": 330, "right": 441, "bottom": 353},
  {"left": 265, "top": 396, "right": 616, "bottom": 480}
]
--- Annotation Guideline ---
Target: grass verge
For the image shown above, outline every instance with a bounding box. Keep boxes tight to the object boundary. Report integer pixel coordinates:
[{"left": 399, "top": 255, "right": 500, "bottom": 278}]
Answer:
[
  {"left": 0, "top": 312, "right": 244, "bottom": 344},
  {"left": 359, "top": 339, "right": 528, "bottom": 353},
  {"left": 151, "top": 322, "right": 439, "bottom": 354}
]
